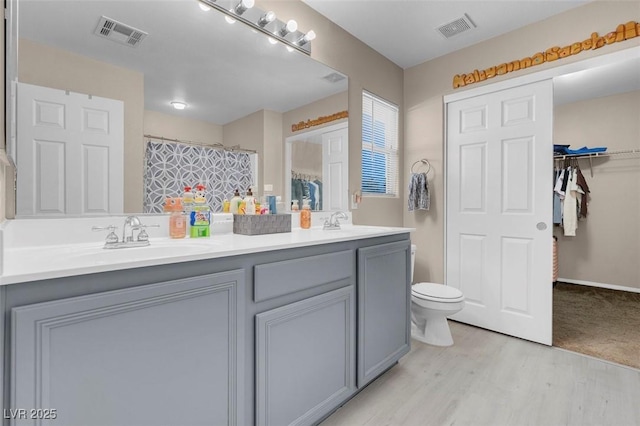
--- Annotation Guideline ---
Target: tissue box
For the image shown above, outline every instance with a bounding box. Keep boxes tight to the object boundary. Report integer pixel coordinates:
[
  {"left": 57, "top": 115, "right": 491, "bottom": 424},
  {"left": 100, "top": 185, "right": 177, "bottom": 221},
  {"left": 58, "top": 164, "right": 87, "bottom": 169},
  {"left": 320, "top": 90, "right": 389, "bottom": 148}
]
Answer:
[{"left": 233, "top": 214, "right": 291, "bottom": 235}]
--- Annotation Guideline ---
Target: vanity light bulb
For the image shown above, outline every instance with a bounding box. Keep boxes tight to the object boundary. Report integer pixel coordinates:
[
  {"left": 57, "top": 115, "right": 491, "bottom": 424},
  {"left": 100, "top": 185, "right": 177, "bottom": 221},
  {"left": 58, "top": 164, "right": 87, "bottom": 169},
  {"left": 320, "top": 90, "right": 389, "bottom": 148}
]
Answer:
[
  {"left": 258, "top": 11, "right": 276, "bottom": 27},
  {"left": 234, "top": 0, "right": 254, "bottom": 15},
  {"left": 298, "top": 30, "right": 316, "bottom": 46},
  {"left": 279, "top": 19, "right": 298, "bottom": 37},
  {"left": 199, "top": 2, "right": 211, "bottom": 11},
  {"left": 171, "top": 101, "right": 187, "bottom": 110},
  {"left": 286, "top": 19, "right": 298, "bottom": 33}
]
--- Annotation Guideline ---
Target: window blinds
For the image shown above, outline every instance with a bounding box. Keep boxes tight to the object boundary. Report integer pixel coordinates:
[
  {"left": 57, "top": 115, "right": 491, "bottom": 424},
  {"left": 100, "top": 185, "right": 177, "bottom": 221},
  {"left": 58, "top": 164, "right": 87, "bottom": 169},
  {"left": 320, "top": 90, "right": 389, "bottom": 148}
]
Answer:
[{"left": 362, "top": 91, "right": 399, "bottom": 196}]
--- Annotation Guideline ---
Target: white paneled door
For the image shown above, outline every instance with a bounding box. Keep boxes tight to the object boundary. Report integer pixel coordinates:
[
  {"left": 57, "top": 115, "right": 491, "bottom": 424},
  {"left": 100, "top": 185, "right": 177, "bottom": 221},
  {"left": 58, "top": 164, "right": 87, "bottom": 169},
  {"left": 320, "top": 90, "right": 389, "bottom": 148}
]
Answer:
[
  {"left": 322, "top": 127, "right": 349, "bottom": 211},
  {"left": 446, "top": 80, "right": 553, "bottom": 345},
  {"left": 17, "top": 83, "right": 124, "bottom": 216}
]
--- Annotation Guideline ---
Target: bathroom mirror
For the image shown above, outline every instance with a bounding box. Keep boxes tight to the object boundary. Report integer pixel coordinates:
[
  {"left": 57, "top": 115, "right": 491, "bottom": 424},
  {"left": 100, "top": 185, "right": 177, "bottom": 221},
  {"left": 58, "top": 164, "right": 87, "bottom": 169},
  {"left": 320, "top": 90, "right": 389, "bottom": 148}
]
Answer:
[{"left": 8, "top": 0, "right": 348, "bottom": 216}]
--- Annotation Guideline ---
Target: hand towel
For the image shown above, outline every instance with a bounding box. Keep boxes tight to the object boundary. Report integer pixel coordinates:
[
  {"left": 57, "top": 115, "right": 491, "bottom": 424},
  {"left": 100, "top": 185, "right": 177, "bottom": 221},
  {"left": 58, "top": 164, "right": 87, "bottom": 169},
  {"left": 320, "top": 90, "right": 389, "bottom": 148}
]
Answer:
[{"left": 408, "top": 172, "right": 430, "bottom": 211}]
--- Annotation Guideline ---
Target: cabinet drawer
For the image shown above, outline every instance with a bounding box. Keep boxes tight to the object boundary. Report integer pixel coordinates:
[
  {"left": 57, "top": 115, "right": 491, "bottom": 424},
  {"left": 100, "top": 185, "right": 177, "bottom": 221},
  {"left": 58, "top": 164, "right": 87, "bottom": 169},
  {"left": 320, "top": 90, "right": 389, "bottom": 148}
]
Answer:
[{"left": 254, "top": 250, "right": 353, "bottom": 302}]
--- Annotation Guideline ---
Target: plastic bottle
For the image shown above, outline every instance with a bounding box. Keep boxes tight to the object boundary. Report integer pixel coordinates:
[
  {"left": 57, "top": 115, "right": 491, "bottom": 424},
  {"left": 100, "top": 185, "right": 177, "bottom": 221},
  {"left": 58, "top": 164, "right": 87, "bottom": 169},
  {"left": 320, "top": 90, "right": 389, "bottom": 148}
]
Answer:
[
  {"left": 230, "top": 189, "right": 242, "bottom": 214},
  {"left": 245, "top": 187, "right": 256, "bottom": 215},
  {"left": 300, "top": 199, "right": 311, "bottom": 229},
  {"left": 222, "top": 198, "right": 230, "bottom": 213},
  {"left": 275, "top": 196, "right": 285, "bottom": 214},
  {"left": 165, "top": 198, "right": 186, "bottom": 239},
  {"left": 183, "top": 186, "right": 194, "bottom": 215},
  {"left": 190, "top": 184, "right": 211, "bottom": 238},
  {"left": 291, "top": 199, "right": 299, "bottom": 211}
]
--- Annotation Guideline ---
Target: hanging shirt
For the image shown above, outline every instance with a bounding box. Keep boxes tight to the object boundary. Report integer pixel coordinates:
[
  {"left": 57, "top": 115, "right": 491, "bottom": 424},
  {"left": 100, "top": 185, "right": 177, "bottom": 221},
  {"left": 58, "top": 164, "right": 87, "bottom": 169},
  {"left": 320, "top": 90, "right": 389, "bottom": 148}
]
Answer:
[
  {"left": 563, "top": 169, "right": 579, "bottom": 237},
  {"left": 554, "top": 169, "right": 566, "bottom": 197},
  {"left": 576, "top": 169, "right": 590, "bottom": 218}
]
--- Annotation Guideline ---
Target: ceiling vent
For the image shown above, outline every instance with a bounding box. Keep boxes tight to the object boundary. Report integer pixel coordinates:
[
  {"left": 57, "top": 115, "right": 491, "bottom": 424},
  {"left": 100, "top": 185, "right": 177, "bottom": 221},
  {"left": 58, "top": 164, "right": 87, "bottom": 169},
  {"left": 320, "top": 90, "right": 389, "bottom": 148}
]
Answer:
[
  {"left": 323, "top": 72, "right": 346, "bottom": 83},
  {"left": 437, "top": 14, "right": 476, "bottom": 39},
  {"left": 94, "top": 16, "right": 148, "bottom": 47}
]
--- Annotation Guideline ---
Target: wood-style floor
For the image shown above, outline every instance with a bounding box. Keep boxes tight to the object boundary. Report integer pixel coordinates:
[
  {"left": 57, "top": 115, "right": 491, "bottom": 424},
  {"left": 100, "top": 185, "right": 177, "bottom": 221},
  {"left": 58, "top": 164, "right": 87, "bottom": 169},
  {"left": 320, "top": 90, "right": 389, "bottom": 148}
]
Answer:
[{"left": 322, "top": 321, "right": 640, "bottom": 426}]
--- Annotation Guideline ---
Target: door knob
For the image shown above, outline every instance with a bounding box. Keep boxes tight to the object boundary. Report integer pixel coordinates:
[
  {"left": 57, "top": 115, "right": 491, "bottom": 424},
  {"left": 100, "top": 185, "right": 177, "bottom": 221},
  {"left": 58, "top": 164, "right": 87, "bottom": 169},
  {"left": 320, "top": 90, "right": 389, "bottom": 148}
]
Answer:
[{"left": 536, "top": 222, "right": 547, "bottom": 231}]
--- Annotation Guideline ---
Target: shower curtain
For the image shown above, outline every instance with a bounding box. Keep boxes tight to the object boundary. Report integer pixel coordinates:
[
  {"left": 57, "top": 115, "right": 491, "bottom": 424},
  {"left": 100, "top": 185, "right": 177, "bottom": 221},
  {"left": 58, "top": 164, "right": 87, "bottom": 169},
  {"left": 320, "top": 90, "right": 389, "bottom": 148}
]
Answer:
[{"left": 143, "top": 140, "right": 253, "bottom": 213}]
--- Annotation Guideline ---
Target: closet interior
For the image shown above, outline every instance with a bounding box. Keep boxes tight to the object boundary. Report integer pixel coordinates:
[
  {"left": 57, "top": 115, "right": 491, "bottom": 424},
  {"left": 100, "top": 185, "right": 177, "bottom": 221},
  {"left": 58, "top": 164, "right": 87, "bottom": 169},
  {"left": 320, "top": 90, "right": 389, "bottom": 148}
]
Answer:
[{"left": 551, "top": 55, "right": 640, "bottom": 369}]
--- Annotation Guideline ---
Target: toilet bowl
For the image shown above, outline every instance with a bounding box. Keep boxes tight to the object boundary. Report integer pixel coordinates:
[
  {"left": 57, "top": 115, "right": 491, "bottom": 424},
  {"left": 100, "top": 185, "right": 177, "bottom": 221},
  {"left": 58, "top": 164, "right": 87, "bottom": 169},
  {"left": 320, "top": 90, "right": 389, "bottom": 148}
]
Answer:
[{"left": 410, "top": 245, "right": 465, "bottom": 346}]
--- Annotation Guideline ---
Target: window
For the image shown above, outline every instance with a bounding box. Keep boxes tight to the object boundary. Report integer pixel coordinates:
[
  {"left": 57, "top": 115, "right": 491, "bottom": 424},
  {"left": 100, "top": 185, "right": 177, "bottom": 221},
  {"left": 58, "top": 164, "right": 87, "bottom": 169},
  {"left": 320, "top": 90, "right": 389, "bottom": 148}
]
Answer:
[{"left": 362, "top": 91, "right": 399, "bottom": 196}]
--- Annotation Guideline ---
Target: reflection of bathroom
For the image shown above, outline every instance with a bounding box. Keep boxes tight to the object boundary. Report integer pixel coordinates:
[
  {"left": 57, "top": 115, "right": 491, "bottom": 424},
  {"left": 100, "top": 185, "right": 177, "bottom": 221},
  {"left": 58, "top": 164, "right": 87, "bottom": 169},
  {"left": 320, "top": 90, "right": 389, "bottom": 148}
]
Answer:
[
  {"left": 14, "top": 36, "right": 348, "bottom": 215},
  {"left": 290, "top": 136, "right": 323, "bottom": 211}
]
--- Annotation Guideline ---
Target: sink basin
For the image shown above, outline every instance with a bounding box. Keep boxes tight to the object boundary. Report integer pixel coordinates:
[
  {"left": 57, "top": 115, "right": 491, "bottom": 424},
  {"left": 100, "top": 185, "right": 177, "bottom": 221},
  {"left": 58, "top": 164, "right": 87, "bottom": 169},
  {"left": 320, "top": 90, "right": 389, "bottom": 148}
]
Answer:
[{"left": 67, "top": 240, "right": 217, "bottom": 264}]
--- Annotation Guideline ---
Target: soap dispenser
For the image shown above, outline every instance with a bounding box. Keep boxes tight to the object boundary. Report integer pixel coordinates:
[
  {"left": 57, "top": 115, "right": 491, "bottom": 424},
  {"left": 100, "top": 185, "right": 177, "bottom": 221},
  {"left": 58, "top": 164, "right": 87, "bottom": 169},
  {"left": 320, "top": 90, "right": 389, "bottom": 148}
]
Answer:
[
  {"left": 164, "top": 197, "right": 186, "bottom": 239},
  {"left": 244, "top": 187, "right": 256, "bottom": 215},
  {"left": 230, "top": 189, "right": 242, "bottom": 214},
  {"left": 300, "top": 199, "right": 311, "bottom": 229}
]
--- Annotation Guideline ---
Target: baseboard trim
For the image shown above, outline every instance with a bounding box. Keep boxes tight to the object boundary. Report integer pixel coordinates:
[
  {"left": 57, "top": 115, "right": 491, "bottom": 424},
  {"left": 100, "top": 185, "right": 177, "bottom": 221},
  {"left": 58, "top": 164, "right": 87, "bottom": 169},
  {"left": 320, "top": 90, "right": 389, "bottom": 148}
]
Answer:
[{"left": 558, "top": 278, "right": 640, "bottom": 294}]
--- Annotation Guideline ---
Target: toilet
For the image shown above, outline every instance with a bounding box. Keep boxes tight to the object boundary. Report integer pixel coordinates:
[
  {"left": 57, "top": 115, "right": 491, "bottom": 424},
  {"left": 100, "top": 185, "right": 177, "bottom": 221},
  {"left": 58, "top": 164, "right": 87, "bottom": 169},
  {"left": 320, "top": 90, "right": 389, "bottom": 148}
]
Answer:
[{"left": 410, "top": 245, "right": 465, "bottom": 346}]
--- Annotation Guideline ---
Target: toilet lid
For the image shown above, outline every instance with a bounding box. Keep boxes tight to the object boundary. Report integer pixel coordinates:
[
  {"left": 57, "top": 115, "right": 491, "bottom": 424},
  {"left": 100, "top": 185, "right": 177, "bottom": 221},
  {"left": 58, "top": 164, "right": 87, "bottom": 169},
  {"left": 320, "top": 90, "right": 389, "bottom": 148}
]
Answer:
[{"left": 412, "top": 282, "right": 464, "bottom": 301}]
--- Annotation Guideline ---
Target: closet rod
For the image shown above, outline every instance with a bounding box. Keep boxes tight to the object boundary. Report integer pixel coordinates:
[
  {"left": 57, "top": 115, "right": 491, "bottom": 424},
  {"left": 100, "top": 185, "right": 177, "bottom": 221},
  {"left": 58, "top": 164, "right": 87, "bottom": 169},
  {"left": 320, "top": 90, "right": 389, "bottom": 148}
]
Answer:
[
  {"left": 144, "top": 134, "right": 257, "bottom": 154},
  {"left": 553, "top": 149, "right": 640, "bottom": 178}
]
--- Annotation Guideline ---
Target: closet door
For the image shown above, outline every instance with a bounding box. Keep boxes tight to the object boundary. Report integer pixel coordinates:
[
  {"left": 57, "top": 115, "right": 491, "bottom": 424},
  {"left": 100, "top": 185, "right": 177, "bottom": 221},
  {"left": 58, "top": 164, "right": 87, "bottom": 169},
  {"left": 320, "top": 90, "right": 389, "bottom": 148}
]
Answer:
[{"left": 446, "top": 79, "right": 553, "bottom": 345}]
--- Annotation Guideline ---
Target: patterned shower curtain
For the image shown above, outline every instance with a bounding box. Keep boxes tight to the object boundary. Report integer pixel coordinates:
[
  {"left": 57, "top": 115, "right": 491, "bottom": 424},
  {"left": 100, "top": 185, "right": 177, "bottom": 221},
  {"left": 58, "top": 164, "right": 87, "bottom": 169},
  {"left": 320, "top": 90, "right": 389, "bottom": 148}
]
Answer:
[{"left": 143, "top": 140, "right": 253, "bottom": 213}]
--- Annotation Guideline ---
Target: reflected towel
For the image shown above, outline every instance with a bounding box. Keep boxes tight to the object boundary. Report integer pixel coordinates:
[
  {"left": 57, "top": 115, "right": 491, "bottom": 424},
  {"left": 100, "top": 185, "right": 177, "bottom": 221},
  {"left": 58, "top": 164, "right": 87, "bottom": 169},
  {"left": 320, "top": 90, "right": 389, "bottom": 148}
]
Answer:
[{"left": 408, "top": 172, "right": 430, "bottom": 211}]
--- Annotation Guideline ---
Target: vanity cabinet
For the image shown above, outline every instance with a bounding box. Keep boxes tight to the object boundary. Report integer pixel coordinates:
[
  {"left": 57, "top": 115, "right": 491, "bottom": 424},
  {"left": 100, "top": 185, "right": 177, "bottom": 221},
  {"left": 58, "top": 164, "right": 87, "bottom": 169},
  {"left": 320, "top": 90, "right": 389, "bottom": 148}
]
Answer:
[
  {"left": 10, "top": 270, "right": 245, "bottom": 426},
  {"left": 3, "top": 232, "right": 411, "bottom": 426},
  {"left": 253, "top": 250, "right": 356, "bottom": 426},
  {"left": 255, "top": 287, "right": 355, "bottom": 426},
  {"left": 357, "top": 240, "right": 411, "bottom": 387}
]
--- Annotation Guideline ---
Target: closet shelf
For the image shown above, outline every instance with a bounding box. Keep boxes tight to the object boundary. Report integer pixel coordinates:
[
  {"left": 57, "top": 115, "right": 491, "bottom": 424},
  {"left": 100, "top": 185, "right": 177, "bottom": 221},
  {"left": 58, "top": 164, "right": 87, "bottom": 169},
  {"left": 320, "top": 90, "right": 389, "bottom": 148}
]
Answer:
[
  {"left": 553, "top": 149, "right": 640, "bottom": 177},
  {"left": 553, "top": 149, "right": 640, "bottom": 160}
]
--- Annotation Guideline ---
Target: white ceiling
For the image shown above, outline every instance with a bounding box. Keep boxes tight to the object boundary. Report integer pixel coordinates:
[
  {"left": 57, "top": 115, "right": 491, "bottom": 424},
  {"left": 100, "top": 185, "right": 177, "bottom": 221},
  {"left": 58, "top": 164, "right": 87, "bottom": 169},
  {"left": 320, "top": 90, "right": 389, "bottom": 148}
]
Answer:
[{"left": 302, "top": 0, "right": 592, "bottom": 69}]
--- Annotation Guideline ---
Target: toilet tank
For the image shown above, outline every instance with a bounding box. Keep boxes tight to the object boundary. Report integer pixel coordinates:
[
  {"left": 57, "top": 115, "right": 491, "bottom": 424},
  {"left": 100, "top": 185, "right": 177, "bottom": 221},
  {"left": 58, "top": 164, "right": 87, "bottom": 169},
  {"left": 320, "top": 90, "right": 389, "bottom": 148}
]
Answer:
[{"left": 411, "top": 244, "right": 416, "bottom": 283}]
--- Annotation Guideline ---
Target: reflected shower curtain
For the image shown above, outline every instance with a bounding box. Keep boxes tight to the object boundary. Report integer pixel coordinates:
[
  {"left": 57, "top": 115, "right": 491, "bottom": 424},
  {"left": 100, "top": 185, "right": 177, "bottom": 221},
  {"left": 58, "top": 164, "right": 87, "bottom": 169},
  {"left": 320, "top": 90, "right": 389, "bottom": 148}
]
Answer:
[{"left": 143, "top": 140, "right": 253, "bottom": 213}]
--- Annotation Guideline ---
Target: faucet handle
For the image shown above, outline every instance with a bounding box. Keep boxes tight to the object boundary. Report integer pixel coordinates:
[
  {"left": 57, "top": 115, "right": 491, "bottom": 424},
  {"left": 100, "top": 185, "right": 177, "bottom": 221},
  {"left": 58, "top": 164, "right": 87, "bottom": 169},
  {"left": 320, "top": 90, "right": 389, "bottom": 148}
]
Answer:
[
  {"left": 136, "top": 224, "right": 159, "bottom": 242},
  {"left": 92, "top": 225, "right": 119, "bottom": 244}
]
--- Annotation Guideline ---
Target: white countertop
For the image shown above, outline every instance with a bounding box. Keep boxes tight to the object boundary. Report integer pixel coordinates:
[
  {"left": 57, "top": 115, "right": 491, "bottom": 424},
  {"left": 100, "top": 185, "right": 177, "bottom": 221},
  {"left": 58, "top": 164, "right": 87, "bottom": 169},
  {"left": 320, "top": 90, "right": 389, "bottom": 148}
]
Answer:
[{"left": 1, "top": 225, "right": 412, "bottom": 285}]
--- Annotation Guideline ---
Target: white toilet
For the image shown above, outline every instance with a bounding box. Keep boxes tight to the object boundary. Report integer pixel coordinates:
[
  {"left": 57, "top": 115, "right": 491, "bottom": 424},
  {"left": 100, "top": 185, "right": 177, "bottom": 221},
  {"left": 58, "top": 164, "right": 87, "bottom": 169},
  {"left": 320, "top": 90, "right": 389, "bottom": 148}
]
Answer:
[{"left": 410, "top": 245, "right": 465, "bottom": 346}]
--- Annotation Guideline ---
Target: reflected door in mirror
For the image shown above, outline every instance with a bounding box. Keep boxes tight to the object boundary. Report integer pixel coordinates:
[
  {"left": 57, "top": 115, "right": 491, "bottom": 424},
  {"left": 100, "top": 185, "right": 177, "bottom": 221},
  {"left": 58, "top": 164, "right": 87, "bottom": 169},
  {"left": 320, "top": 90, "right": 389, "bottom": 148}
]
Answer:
[
  {"left": 322, "top": 127, "right": 349, "bottom": 211},
  {"left": 17, "top": 83, "right": 124, "bottom": 216}
]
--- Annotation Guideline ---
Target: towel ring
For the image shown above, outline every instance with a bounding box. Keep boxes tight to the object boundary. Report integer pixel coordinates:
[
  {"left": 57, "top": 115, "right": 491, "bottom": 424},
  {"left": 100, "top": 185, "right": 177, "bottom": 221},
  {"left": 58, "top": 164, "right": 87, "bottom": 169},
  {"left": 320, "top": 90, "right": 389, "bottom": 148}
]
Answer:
[{"left": 411, "top": 159, "right": 431, "bottom": 175}]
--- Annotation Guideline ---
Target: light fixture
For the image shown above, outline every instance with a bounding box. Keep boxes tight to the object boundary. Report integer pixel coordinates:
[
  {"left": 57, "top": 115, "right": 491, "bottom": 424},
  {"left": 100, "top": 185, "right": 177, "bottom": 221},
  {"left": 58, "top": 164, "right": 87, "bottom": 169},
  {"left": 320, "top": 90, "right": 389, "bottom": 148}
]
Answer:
[
  {"left": 196, "top": 0, "right": 313, "bottom": 55},
  {"left": 297, "top": 30, "right": 316, "bottom": 46},
  {"left": 199, "top": 2, "right": 211, "bottom": 11},
  {"left": 257, "top": 11, "right": 276, "bottom": 28},
  {"left": 233, "top": 0, "right": 254, "bottom": 16},
  {"left": 171, "top": 101, "right": 187, "bottom": 110},
  {"left": 278, "top": 19, "right": 298, "bottom": 37}
]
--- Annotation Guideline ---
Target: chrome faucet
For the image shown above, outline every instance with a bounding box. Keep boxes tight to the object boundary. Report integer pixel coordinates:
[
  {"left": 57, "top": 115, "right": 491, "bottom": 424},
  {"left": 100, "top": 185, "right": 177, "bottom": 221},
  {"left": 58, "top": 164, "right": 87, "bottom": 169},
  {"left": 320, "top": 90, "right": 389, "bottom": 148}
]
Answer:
[
  {"left": 323, "top": 211, "right": 349, "bottom": 230},
  {"left": 93, "top": 216, "right": 159, "bottom": 249},
  {"left": 123, "top": 215, "right": 142, "bottom": 243}
]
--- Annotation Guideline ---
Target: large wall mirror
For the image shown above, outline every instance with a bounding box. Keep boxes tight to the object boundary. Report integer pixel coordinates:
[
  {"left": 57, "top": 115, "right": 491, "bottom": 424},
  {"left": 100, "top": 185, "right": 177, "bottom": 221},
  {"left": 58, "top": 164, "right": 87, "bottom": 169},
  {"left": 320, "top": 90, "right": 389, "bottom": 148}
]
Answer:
[{"left": 7, "top": 0, "right": 347, "bottom": 217}]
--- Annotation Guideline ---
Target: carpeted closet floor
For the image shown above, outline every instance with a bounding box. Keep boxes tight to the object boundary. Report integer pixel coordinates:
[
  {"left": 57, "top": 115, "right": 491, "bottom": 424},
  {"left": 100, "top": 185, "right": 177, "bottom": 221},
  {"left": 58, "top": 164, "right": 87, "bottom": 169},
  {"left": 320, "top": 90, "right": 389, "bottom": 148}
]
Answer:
[{"left": 553, "top": 282, "right": 640, "bottom": 370}]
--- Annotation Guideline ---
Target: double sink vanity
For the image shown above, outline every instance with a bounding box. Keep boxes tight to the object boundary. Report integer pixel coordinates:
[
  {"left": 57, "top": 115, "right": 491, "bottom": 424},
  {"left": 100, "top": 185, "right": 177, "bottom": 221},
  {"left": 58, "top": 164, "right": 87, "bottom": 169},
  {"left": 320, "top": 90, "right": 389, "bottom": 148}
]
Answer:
[{"left": 0, "top": 214, "right": 412, "bottom": 426}]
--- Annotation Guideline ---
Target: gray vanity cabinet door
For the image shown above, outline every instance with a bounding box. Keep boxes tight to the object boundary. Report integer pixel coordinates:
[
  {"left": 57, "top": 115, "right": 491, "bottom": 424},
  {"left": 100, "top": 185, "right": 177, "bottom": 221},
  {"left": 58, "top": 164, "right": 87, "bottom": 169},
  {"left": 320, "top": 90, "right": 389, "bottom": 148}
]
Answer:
[
  {"left": 357, "top": 240, "right": 411, "bottom": 387},
  {"left": 256, "top": 286, "right": 355, "bottom": 426},
  {"left": 11, "top": 270, "right": 245, "bottom": 426}
]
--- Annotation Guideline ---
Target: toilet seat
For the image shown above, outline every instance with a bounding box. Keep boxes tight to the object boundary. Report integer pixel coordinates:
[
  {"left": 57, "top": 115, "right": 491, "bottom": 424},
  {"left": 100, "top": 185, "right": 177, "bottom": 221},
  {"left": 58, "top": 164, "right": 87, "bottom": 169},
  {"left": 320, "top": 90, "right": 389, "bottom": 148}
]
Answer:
[{"left": 412, "top": 282, "right": 464, "bottom": 303}]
